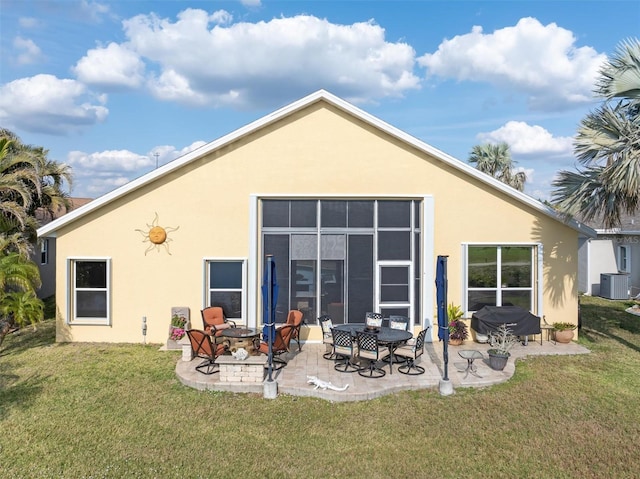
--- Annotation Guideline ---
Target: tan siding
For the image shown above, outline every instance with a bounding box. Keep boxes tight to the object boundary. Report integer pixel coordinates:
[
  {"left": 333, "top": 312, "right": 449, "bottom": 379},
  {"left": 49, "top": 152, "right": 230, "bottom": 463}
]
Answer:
[{"left": 54, "top": 101, "right": 579, "bottom": 343}]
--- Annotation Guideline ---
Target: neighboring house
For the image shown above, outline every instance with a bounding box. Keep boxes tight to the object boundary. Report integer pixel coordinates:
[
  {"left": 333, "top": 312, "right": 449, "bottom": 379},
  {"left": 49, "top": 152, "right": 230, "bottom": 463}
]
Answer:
[
  {"left": 33, "top": 197, "right": 93, "bottom": 299},
  {"left": 36, "top": 90, "right": 595, "bottom": 344},
  {"left": 578, "top": 213, "right": 640, "bottom": 298}
]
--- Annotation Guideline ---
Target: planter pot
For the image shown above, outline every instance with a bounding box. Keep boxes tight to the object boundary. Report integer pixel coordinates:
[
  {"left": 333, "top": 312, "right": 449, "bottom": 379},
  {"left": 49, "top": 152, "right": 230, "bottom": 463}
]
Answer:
[
  {"left": 487, "top": 349, "right": 510, "bottom": 371},
  {"left": 554, "top": 329, "right": 575, "bottom": 343},
  {"left": 449, "top": 338, "right": 463, "bottom": 346}
]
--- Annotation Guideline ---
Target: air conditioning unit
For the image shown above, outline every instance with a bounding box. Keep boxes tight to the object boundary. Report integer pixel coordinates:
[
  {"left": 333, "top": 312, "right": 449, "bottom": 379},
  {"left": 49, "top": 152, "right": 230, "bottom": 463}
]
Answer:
[{"left": 600, "top": 273, "right": 629, "bottom": 300}]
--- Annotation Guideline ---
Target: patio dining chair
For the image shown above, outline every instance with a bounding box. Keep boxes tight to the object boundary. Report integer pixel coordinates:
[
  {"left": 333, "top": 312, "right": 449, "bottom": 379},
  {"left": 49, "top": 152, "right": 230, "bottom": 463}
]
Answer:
[
  {"left": 394, "top": 327, "right": 430, "bottom": 375},
  {"left": 331, "top": 328, "right": 360, "bottom": 373},
  {"left": 365, "top": 312, "right": 383, "bottom": 329},
  {"left": 389, "top": 315, "right": 409, "bottom": 331},
  {"left": 201, "top": 306, "right": 237, "bottom": 340},
  {"left": 384, "top": 315, "right": 411, "bottom": 364},
  {"left": 318, "top": 315, "right": 335, "bottom": 360},
  {"left": 279, "top": 309, "right": 304, "bottom": 351},
  {"left": 356, "top": 331, "right": 390, "bottom": 378},
  {"left": 186, "top": 329, "right": 227, "bottom": 375},
  {"left": 258, "top": 323, "right": 296, "bottom": 370}
]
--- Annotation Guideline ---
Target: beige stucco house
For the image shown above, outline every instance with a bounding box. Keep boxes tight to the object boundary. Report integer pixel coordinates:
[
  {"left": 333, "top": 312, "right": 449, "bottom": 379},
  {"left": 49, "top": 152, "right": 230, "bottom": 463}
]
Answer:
[{"left": 37, "top": 90, "right": 595, "bottom": 345}]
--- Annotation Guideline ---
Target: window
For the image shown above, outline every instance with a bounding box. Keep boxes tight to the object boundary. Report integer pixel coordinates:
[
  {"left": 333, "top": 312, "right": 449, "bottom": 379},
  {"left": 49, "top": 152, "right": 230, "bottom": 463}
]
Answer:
[
  {"left": 466, "top": 245, "right": 535, "bottom": 312},
  {"left": 618, "top": 245, "right": 631, "bottom": 273},
  {"left": 40, "top": 239, "right": 49, "bottom": 265},
  {"left": 206, "top": 260, "right": 246, "bottom": 322},
  {"left": 262, "top": 199, "right": 420, "bottom": 324},
  {"left": 69, "top": 258, "right": 110, "bottom": 325}
]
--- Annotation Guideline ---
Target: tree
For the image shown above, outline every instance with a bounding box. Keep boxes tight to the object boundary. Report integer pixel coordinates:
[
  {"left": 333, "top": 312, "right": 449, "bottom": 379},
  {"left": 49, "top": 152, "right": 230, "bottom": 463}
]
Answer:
[
  {"left": 468, "top": 142, "right": 527, "bottom": 191},
  {"left": 0, "top": 129, "right": 71, "bottom": 340},
  {"left": 0, "top": 252, "right": 41, "bottom": 296},
  {"left": 0, "top": 136, "right": 38, "bottom": 235},
  {"left": 0, "top": 129, "right": 72, "bottom": 246},
  {"left": 0, "top": 252, "right": 41, "bottom": 347},
  {"left": 0, "top": 290, "right": 44, "bottom": 331},
  {"left": 552, "top": 38, "right": 640, "bottom": 228}
]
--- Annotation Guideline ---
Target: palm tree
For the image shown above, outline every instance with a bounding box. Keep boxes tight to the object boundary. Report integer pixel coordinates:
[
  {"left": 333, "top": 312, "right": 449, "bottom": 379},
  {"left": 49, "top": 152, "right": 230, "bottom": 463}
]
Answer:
[
  {"left": 0, "top": 131, "right": 69, "bottom": 339},
  {"left": 0, "top": 252, "right": 41, "bottom": 295},
  {"left": 468, "top": 142, "right": 527, "bottom": 191},
  {"left": 0, "top": 232, "right": 33, "bottom": 260},
  {"left": 0, "top": 136, "right": 37, "bottom": 234},
  {"left": 0, "top": 129, "right": 72, "bottom": 240},
  {"left": 0, "top": 289, "right": 44, "bottom": 348},
  {"left": 0, "top": 290, "right": 43, "bottom": 331},
  {"left": 552, "top": 38, "right": 640, "bottom": 228},
  {"left": 0, "top": 251, "right": 42, "bottom": 344}
]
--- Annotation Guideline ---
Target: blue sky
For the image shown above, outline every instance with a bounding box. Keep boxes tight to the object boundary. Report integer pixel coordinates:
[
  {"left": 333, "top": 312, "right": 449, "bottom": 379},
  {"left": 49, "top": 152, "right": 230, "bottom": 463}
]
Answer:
[{"left": 1, "top": 1, "right": 638, "bottom": 200}]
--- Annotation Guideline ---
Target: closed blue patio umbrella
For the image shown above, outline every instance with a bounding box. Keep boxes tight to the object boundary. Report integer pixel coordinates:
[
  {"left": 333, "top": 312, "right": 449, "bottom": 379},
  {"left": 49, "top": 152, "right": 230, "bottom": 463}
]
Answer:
[
  {"left": 262, "top": 255, "right": 279, "bottom": 382},
  {"left": 436, "top": 255, "right": 450, "bottom": 381}
]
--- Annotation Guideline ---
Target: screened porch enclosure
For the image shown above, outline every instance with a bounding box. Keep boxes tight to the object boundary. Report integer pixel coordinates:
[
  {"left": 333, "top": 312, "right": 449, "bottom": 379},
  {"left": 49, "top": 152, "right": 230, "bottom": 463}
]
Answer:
[{"left": 261, "top": 199, "right": 422, "bottom": 326}]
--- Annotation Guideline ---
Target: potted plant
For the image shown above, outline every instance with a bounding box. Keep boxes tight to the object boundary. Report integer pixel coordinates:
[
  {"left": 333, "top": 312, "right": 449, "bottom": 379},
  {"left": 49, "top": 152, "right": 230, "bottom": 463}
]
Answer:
[
  {"left": 448, "top": 304, "right": 468, "bottom": 346},
  {"left": 487, "top": 324, "right": 518, "bottom": 370},
  {"left": 552, "top": 322, "right": 577, "bottom": 343}
]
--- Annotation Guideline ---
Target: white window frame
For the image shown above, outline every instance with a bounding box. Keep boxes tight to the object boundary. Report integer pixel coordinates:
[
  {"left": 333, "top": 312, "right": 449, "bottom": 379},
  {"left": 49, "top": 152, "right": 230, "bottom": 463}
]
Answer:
[
  {"left": 618, "top": 245, "right": 631, "bottom": 273},
  {"left": 40, "top": 239, "right": 49, "bottom": 265},
  {"left": 203, "top": 258, "right": 247, "bottom": 324},
  {"left": 462, "top": 243, "right": 540, "bottom": 315},
  {"left": 67, "top": 257, "right": 111, "bottom": 325}
]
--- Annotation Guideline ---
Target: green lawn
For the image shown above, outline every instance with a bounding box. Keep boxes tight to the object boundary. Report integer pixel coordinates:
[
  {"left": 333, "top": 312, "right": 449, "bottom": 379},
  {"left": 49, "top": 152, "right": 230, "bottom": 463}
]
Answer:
[{"left": 1, "top": 295, "right": 639, "bottom": 478}]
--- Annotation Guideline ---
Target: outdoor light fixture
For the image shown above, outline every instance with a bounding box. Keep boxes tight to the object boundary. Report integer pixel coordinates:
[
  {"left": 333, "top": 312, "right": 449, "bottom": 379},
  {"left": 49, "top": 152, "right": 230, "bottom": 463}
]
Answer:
[{"left": 142, "top": 316, "right": 147, "bottom": 344}]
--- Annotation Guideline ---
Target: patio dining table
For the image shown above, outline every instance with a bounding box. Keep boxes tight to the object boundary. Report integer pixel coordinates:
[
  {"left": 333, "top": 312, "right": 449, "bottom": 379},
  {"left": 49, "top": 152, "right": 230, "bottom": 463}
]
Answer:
[{"left": 334, "top": 324, "right": 413, "bottom": 373}]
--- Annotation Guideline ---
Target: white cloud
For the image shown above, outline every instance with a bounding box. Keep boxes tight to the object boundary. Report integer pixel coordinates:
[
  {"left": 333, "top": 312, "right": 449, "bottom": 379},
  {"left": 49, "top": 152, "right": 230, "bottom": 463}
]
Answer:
[
  {"left": 120, "top": 10, "right": 420, "bottom": 107},
  {"left": 148, "top": 69, "right": 210, "bottom": 105},
  {"left": 68, "top": 140, "right": 208, "bottom": 197},
  {"left": 67, "top": 149, "right": 146, "bottom": 197},
  {"left": 79, "top": 0, "right": 111, "bottom": 23},
  {"left": 151, "top": 141, "right": 208, "bottom": 163},
  {"left": 418, "top": 17, "right": 606, "bottom": 110},
  {"left": 67, "top": 149, "right": 152, "bottom": 172},
  {"left": 13, "top": 36, "right": 43, "bottom": 65},
  {"left": 0, "top": 74, "right": 108, "bottom": 134},
  {"left": 210, "top": 10, "right": 233, "bottom": 25},
  {"left": 477, "top": 121, "right": 574, "bottom": 156},
  {"left": 74, "top": 42, "right": 145, "bottom": 89},
  {"left": 474, "top": 120, "right": 575, "bottom": 201}
]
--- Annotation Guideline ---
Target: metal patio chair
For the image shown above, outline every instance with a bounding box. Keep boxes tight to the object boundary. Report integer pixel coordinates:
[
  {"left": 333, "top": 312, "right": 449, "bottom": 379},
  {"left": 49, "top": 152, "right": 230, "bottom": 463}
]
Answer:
[
  {"left": 356, "top": 331, "right": 390, "bottom": 378},
  {"left": 186, "top": 329, "right": 227, "bottom": 375},
  {"left": 394, "top": 327, "right": 430, "bottom": 375}
]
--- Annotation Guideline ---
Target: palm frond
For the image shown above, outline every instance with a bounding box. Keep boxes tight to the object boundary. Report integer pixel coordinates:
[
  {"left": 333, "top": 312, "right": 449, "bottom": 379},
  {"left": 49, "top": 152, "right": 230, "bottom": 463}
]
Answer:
[
  {"left": 552, "top": 166, "right": 639, "bottom": 228},
  {"left": 596, "top": 38, "right": 640, "bottom": 100}
]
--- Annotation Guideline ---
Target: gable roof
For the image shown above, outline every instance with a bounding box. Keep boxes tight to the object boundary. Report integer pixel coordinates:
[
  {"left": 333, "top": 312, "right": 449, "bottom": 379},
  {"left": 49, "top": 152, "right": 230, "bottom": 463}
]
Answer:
[{"left": 37, "top": 89, "right": 596, "bottom": 238}]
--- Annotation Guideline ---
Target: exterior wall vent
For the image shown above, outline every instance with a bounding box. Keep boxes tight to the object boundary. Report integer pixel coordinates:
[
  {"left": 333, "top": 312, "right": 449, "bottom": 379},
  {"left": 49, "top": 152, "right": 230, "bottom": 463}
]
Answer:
[{"left": 599, "top": 273, "right": 630, "bottom": 300}]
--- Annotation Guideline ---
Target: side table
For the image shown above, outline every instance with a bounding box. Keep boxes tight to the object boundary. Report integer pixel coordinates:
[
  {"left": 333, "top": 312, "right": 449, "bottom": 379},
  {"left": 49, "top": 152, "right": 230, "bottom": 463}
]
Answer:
[
  {"left": 540, "top": 324, "right": 555, "bottom": 345},
  {"left": 458, "top": 350, "right": 484, "bottom": 379}
]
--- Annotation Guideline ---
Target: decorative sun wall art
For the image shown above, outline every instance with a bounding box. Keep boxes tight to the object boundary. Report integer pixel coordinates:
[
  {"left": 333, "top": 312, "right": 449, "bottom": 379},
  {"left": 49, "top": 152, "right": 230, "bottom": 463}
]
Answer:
[{"left": 135, "top": 213, "right": 179, "bottom": 255}]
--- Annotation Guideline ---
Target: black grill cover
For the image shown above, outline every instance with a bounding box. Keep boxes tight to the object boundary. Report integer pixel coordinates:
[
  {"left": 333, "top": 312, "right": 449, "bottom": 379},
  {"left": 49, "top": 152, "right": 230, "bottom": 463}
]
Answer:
[{"left": 471, "top": 306, "right": 541, "bottom": 336}]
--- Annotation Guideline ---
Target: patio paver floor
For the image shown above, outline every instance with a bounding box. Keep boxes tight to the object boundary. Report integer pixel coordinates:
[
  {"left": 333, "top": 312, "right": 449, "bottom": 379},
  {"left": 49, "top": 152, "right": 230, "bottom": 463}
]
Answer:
[{"left": 175, "top": 339, "right": 590, "bottom": 402}]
